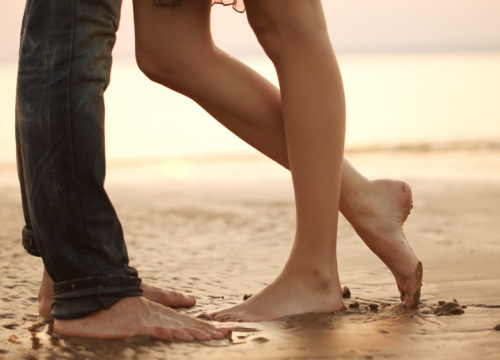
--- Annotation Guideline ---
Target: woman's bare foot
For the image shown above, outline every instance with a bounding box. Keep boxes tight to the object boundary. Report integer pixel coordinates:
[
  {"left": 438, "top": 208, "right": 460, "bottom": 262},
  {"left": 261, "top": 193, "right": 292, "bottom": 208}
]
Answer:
[
  {"left": 38, "top": 269, "right": 196, "bottom": 318},
  {"left": 54, "top": 296, "right": 229, "bottom": 340},
  {"left": 208, "top": 266, "right": 344, "bottom": 322},
  {"left": 341, "top": 179, "right": 422, "bottom": 308}
]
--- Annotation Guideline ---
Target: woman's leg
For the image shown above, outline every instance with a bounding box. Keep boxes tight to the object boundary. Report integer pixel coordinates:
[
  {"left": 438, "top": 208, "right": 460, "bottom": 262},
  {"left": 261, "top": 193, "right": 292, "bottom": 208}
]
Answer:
[
  {"left": 134, "top": 0, "right": 421, "bottom": 312},
  {"left": 211, "top": 0, "right": 347, "bottom": 320}
]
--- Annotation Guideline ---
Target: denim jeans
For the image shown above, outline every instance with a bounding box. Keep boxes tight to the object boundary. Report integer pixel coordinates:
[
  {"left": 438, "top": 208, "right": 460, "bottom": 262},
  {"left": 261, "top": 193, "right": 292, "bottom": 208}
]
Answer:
[{"left": 16, "top": 0, "right": 142, "bottom": 319}]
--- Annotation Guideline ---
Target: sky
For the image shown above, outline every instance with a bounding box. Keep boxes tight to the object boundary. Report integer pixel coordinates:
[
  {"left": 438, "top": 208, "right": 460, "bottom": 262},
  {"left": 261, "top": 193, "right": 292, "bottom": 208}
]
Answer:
[{"left": 1, "top": 0, "right": 499, "bottom": 61}]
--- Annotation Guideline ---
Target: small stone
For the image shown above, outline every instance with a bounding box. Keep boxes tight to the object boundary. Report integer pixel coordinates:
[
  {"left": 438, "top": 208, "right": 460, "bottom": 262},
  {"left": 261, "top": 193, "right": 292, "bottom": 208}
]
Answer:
[
  {"left": 349, "top": 301, "right": 359, "bottom": 309},
  {"left": 494, "top": 324, "right": 500, "bottom": 331},
  {"left": 369, "top": 304, "right": 379, "bottom": 312},
  {"left": 8, "top": 334, "right": 19, "bottom": 344},
  {"left": 252, "top": 336, "right": 269, "bottom": 344},
  {"left": 379, "top": 329, "right": 389, "bottom": 334},
  {"left": 438, "top": 301, "right": 445, "bottom": 305},
  {"left": 342, "top": 286, "right": 351, "bottom": 299},
  {"left": 243, "top": 294, "right": 252, "bottom": 301},
  {"left": 433, "top": 301, "right": 465, "bottom": 316}
]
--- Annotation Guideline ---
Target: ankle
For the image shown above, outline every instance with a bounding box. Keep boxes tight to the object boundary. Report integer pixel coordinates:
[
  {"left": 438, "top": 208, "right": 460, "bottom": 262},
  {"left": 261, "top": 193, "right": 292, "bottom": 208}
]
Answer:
[{"left": 283, "top": 263, "right": 339, "bottom": 292}]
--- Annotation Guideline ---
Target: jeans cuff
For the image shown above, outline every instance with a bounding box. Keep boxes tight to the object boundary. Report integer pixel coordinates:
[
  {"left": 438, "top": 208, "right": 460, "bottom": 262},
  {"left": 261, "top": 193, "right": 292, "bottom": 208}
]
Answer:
[
  {"left": 22, "top": 226, "right": 41, "bottom": 257},
  {"left": 52, "top": 274, "right": 142, "bottom": 319}
]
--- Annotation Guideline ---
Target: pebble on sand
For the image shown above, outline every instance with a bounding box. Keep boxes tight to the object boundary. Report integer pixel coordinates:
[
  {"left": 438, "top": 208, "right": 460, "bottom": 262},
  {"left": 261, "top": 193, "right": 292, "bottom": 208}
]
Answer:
[
  {"left": 342, "top": 286, "right": 351, "bottom": 299},
  {"left": 349, "top": 301, "right": 360, "bottom": 309},
  {"left": 494, "top": 324, "right": 500, "bottom": 331},
  {"left": 433, "top": 300, "right": 465, "bottom": 316},
  {"left": 7, "top": 335, "right": 19, "bottom": 344},
  {"left": 252, "top": 336, "right": 269, "bottom": 344}
]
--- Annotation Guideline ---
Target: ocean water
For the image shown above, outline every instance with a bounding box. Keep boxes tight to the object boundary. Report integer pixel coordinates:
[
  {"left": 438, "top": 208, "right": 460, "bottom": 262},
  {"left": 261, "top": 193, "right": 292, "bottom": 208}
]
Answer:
[{"left": 1, "top": 52, "right": 499, "bottom": 164}]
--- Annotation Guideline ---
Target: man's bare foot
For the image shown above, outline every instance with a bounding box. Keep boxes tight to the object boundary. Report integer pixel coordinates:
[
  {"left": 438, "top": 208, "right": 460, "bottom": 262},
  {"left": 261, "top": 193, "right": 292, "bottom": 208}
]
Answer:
[
  {"left": 38, "top": 269, "right": 54, "bottom": 318},
  {"left": 54, "top": 296, "right": 229, "bottom": 340},
  {"left": 38, "top": 269, "right": 196, "bottom": 318},
  {"left": 341, "top": 179, "right": 422, "bottom": 308},
  {"left": 208, "top": 267, "right": 344, "bottom": 322}
]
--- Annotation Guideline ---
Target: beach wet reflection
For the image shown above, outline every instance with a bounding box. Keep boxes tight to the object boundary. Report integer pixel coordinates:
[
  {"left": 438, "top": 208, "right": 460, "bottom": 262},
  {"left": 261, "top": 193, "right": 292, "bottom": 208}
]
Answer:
[
  {"left": 261, "top": 305, "right": 420, "bottom": 359},
  {"left": 2, "top": 153, "right": 500, "bottom": 359},
  {"left": 0, "top": 303, "right": 451, "bottom": 360}
]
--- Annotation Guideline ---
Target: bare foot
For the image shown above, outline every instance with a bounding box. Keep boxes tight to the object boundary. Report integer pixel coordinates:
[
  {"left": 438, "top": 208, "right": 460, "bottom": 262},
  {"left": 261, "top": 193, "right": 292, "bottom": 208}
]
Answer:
[
  {"left": 54, "top": 296, "right": 230, "bottom": 340},
  {"left": 208, "top": 267, "right": 344, "bottom": 322},
  {"left": 38, "top": 269, "right": 196, "bottom": 318},
  {"left": 38, "top": 269, "right": 54, "bottom": 318},
  {"left": 341, "top": 179, "right": 422, "bottom": 308}
]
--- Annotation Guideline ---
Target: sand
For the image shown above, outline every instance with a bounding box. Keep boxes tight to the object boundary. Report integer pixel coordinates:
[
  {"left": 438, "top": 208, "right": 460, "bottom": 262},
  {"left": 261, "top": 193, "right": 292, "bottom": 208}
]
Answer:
[{"left": 1, "top": 148, "right": 500, "bottom": 360}]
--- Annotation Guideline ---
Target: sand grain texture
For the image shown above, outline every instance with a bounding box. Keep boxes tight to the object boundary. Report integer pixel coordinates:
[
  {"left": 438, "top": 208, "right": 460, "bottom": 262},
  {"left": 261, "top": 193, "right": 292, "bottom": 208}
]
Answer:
[{"left": 1, "top": 150, "right": 500, "bottom": 359}]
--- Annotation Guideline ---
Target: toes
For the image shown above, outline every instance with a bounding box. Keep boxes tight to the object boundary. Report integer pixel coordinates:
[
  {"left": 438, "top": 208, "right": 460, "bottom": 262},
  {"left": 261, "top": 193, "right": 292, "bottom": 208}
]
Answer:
[
  {"left": 214, "top": 327, "right": 232, "bottom": 338},
  {"left": 172, "top": 328, "right": 194, "bottom": 341},
  {"left": 403, "top": 262, "right": 422, "bottom": 308},
  {"left": 142, "top": 283, "right": 196, "bottom": 308},
  {"left": 401, "top": 288, "right": 421, "bottom": 309},
  {"left": 150, "top": 326, "right": 174, "bottom": 341},
  {"left": 210, "top": 329, "right": 228, "bottom": 340},
  {"left": 405, "top": 286, "right": 421, "bottom": 309},
  {"left": 413, "top": 288, "right": 421, "bottom": 305},
  {"left": 403, "top": 297, "right": 415, "bottom": 309},
  {"left": 184, "top": 326, "right": 229, "bottom": 341},
  {"left": 164, "top": 292, "right": 196, "bottom": 308},
  {"left": 188, "top": 328, "right": 212, "bottom": 341},
  {"left": 197, "top": 313, "right": 212, "bottom": 320},
  {"left": 212, "top": 313, "right": 241, "bottom": 322},
  {"left": 211, "top": 313, "right": 230, "bottom": 322},
  {"left": 155, "top": 326, "right": 228, "bottom": 342}
]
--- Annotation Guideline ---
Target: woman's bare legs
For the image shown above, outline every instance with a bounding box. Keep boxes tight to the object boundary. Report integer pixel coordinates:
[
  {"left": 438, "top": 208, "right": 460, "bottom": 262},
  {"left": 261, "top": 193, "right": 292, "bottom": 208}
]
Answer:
[
  {"left": 134, "top": 0, "right": 421, "bottom": 313},
  {"left": 210, "top": 0, "right": 346, "bottom": 320}
]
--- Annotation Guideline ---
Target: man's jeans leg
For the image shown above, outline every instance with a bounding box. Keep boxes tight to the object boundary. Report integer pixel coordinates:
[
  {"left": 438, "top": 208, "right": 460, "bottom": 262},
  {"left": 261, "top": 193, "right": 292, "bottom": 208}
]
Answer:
[{"left": 16, "top": 0, "right": 142, "bottom": 319}]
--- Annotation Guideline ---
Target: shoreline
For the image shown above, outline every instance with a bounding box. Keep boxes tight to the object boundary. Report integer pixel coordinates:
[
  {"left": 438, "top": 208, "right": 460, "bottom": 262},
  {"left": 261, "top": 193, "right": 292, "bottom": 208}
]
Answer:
[{"left": 1, "top": 139, "right": 500, "bottom": 171}]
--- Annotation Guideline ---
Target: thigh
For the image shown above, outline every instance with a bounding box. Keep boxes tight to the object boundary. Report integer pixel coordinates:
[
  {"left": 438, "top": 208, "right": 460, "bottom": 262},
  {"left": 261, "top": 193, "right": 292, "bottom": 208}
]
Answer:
[{"left": 133, "top": 0, "right": 213, "bottom": 55}]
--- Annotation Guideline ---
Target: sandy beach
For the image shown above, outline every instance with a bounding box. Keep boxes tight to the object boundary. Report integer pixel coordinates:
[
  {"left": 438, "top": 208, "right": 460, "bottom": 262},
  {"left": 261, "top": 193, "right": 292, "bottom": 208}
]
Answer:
[{"left": 1, "top": 148, "right": 500, "bottom": 359}]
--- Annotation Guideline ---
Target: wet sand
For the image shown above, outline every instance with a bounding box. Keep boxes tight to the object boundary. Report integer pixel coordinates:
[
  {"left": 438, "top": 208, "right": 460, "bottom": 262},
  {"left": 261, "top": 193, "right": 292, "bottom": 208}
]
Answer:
[{"left": 1, "top": 149, "right": 500, "bottom": 359}]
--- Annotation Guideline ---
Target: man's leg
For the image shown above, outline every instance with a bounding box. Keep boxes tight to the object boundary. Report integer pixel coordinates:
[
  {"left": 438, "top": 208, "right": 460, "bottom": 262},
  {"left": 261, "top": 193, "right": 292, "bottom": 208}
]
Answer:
[
  {"left": 16, "top": 0, "right": 228, "bottom": 339},
  {"left": 17, "top": 0, "right": 141, "bottom": 320},
  {"left": 37, "top": 268, "right": 197, "bottom": 318}
]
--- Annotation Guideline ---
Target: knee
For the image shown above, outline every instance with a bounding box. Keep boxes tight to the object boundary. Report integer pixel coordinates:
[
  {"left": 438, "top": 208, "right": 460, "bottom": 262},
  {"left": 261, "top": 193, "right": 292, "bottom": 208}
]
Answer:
[
  {"left": 247, "top": 4, "right": 329, "bottom": 63},
  {"left": 135, "top": 46, "right": 183, "bottom": 91},
  {"left": 135, "top": 43, "right": 209, "bottom": 93},
  {"left": 246, "top": 15, "right": 281, "bottom": 62}
]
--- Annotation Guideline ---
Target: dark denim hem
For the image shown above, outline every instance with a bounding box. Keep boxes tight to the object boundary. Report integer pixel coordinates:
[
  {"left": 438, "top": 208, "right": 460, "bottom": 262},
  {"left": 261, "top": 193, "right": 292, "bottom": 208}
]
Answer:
[
  {"left": 52, "top": 275, "right": 142, "bottom": 319},
  {"left": 22, "top": 226, "right": 41, "bottom": 257}
]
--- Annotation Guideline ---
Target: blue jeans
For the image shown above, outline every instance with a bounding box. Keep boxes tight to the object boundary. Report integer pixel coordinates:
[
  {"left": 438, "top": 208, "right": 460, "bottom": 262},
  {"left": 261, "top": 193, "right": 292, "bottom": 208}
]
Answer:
[{"left": 16, "top": 0, "right": 142, "bottom": 319}]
